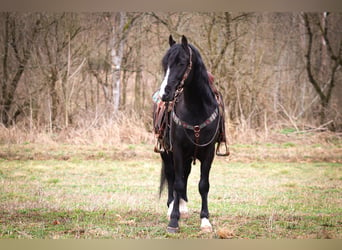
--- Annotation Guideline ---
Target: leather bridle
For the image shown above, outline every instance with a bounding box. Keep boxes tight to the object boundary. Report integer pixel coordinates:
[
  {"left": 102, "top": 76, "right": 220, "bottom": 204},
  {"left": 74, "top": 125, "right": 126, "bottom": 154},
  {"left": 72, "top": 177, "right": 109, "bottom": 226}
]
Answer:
[{"left": 174, "top": 46, "right": 193, "bottom": 98}]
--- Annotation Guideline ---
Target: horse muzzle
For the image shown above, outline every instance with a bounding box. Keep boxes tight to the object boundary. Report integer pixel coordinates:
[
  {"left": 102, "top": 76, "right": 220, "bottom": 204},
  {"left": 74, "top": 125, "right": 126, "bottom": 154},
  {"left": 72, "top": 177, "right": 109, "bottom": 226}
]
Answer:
[
  {"left": 160, "top": 86, "right": 176, "bottom": 102},
  {"left": 161, "top": 93, "right": 174, "bottom": 102}
]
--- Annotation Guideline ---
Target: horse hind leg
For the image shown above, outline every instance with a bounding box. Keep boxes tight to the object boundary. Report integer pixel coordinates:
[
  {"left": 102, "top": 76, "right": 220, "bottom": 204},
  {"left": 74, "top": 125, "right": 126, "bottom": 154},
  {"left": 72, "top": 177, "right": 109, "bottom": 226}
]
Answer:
[{"left": 179, "top": 198, "right": 189, "bottom": 218}]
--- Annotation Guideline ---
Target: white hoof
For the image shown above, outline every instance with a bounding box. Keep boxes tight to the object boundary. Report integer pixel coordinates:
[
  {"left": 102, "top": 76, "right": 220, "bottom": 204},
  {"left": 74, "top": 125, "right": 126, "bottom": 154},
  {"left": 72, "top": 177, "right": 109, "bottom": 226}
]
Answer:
[
  {"left": 167, "top": 199, "right": 189, "bottom": 219},
  {"left": 200, "top": 218, "right": 212, "bottom": 232}
]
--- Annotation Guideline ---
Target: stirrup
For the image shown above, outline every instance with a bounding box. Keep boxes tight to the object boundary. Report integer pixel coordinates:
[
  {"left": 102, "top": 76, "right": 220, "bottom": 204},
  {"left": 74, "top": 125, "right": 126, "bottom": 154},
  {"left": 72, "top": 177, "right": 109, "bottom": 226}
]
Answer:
[{"left": 216, "top": 142, "right": 230, "bottom": 156}]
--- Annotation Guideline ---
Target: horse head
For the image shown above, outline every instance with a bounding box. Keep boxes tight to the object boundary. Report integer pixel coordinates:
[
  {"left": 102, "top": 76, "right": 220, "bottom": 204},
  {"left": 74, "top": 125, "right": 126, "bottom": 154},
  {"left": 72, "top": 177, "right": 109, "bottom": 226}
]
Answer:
[{"left": 159, "top": 35, "right": 193, "bottom": 102}]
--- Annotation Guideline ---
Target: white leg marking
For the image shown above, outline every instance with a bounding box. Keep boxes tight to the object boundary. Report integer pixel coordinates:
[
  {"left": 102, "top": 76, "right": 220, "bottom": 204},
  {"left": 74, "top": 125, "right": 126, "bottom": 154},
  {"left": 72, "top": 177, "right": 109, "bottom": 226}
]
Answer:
[
  {"left": 179, "top": 198, "right": 189, "bottom": 219},
  {"left": 167, "top": 200, "right": 174, "bottom": 219},
  {"left": 200, "top": 218, "right": 212, "bottom": 232},
  {"left": 167, "top": 199, "right": 189, "bottom": 219},
  {"left": 159, "top": 67, "right": 170, "bottom": 98}
]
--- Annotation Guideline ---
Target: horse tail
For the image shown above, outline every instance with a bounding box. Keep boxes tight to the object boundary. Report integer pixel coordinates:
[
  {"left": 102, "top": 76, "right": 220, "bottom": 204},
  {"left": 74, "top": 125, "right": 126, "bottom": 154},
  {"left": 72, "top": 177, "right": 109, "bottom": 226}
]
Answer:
[
  {"left": 159, "top": 151, "right": 173, "bottom": 198},
  {"left": 159, "top": 159, "right": 167, "bottom": 198}
]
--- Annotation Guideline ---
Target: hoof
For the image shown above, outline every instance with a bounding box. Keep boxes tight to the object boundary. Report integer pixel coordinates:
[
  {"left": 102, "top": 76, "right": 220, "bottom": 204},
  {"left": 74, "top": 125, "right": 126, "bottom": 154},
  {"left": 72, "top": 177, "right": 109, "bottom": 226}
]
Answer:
[
  {"left": 167, "top": 226, "right": 179, "bottom": 233},
  {"left": 200, "top": 218, "right": 212, "bottom": 233}
]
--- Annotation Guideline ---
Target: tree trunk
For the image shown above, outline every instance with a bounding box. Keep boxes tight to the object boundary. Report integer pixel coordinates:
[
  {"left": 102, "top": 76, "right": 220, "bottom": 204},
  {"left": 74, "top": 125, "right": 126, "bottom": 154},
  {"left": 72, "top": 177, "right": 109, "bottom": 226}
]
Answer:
[
  {"left": 111, "top": 12, "right": 126, "bottom": 116},
  {"left": 48, "top": 70, "right": 59, "bottom": 129},
  {"left": 134, "top": 30, "right": 142, "bottom": 111}
]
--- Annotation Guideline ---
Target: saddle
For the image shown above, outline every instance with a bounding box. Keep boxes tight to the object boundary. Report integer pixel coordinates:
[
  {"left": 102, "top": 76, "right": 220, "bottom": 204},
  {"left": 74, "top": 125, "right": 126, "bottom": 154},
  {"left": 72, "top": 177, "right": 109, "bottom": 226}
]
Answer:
[{"left": 153, "top": 72, "right": 229, "bottom": 157}]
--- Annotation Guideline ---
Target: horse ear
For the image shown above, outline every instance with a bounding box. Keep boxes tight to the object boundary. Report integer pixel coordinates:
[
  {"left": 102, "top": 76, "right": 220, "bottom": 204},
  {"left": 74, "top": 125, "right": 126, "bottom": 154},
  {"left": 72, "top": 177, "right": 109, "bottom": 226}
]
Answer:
[
  {"left": 181, "top": 35, "right": 188, "bottom": 48},
  {"left": 169, "top": 35, "right": 176, "bottom": 47}
]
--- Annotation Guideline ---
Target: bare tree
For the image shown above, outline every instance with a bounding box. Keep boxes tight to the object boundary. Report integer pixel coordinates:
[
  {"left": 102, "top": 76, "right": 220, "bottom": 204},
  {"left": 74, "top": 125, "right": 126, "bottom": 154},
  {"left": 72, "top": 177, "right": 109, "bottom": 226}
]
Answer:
[
  {"left": 34, "top": 13, "right": 85, "bottom": 130},
  {"left": 0, "top": 13, "right": 41, "bottom": 127},
  {"left": 87, "top": 12, "right": 142, "bottom": 117},
  {"left": 302, "top": 12, "right": 342, "bottom": 128}
]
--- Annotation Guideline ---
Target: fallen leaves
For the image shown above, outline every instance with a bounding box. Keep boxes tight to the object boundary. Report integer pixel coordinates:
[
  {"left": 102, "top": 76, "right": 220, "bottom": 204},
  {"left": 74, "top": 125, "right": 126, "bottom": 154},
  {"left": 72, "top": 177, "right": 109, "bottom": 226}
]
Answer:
[
  {"left": 52, "top": 220, "right": 60, "bottom": 225},
  {"left": 216, "top": 228, "right": 236, "bottom": 239}
]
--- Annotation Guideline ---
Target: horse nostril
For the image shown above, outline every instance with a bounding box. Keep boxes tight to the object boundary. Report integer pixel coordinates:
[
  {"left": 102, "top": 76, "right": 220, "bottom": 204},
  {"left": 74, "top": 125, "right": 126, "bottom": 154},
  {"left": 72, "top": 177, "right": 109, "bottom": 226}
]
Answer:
[{"left": 161, "top": 92, "right": 172, "bottom": 102}]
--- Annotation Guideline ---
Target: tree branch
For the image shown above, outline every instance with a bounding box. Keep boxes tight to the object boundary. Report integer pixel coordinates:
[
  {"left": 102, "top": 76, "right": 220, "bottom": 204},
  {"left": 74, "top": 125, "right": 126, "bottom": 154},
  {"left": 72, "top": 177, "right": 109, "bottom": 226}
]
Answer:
[{"left": 318, "top": 12, "right": 341, "bottom": 65}]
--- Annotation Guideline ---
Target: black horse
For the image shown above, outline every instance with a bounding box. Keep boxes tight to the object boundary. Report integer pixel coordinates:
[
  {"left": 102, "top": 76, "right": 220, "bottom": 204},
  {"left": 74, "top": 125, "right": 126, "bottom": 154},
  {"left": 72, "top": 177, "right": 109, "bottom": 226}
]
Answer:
[{"left": 156, "top": 35, "right": 223, "bottom": 233}]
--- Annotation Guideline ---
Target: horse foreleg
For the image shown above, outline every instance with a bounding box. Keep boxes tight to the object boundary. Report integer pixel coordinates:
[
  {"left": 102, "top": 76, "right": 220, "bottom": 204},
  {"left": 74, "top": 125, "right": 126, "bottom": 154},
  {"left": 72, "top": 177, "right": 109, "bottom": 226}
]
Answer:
[
  {"left": 167, "top": 152, "right": 187, "bottom": 233},
  {"left": 198, "top": 156, "right": 213, "bottom": 232},
  {"left": 167, "top": 198, "right": 189, "bottom": 220},
  {"left": 167, "top": 189, "right": 180, "bottom": 233}
]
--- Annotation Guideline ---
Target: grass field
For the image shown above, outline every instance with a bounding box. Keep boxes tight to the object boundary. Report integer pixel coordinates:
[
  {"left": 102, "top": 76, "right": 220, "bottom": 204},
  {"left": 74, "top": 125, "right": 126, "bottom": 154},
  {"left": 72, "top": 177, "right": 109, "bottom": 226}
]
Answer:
[{"left": 0, "top": 140, "right": 341, "bottom": 239}]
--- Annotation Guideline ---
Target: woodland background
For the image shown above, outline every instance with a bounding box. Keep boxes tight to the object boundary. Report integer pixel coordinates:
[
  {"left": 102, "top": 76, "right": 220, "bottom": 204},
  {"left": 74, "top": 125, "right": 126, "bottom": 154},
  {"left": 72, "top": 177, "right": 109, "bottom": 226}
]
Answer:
[{"left": 1, "top": 12, "right": 341, "bottom": 145}]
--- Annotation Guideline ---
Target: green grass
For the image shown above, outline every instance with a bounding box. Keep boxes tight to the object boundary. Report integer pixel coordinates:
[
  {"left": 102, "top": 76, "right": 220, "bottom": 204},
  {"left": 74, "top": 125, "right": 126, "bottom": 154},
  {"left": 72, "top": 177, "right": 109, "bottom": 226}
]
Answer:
[{"left": 0, "top": 143, "right": 341, "bottom": 239}]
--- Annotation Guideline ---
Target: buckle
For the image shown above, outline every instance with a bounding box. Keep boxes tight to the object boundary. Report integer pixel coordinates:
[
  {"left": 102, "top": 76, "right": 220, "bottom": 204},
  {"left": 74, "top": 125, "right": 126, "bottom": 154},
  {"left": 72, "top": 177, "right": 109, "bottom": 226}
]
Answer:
[{"left": 194, "top": 125, "right": 200, "bottom": 138}]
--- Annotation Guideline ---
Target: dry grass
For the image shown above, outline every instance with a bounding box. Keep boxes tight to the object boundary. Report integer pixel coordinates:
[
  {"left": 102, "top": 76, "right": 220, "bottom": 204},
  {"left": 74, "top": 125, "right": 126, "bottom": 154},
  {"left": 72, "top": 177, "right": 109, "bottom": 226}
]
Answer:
[
  {"left": 0, "top": 111, "right": 153, "bottom": 146},
  {"left": 1, "top": 110, "right": 341, "bottom": 149}
]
